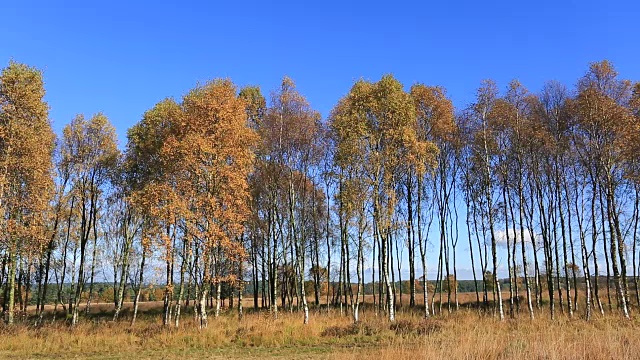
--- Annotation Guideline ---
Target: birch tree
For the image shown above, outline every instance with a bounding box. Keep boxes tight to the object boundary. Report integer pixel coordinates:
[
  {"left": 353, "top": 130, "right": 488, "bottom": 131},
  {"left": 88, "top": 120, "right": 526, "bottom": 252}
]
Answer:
[{"left": 0, "top": 62, "right": 55, "bottom": 324}]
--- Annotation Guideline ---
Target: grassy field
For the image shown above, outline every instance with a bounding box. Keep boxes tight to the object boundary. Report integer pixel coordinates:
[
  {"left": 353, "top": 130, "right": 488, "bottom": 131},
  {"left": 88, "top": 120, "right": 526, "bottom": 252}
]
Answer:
[{"left": 2, "top": 297, "right": 640, "bottom": 359}]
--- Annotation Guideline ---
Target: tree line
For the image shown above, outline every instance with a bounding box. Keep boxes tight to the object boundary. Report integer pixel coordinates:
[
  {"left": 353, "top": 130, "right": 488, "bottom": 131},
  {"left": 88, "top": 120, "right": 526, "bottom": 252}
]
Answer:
[{"left": 0, "top": 60, "right": 639, "bottom": 327}]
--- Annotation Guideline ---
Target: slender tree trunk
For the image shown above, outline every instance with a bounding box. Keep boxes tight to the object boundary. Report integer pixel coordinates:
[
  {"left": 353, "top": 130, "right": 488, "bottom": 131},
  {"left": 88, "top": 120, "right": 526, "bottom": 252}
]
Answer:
[
  {"left": 353, "top": 212, "right": 365, "bottom": 323},
  {"left": 503, "top": 185, "right": 515, "bottom": 318},
  {"left": 604, "top": 177, "right": 630, "bottom": 319},
  {"left": 407, "top": 175, "right": 416, "bottom": 308},
  {"left": 198, "top": 287, "right": 209, "bottom": 329},
  {"left": 131, "top": 249, "right": 146, "bottom": 327},
  {"left": 564, "top": 177, "right": 579, "bottom": 312},
  {"left": 574, "top": 173, "right": 592, "bottom": 320},
  {"left": 591, "top": 181, "right": 605, "bottom": 315},
  {"left": 85, "top": 220, "right": 99, "bottom": 316},
  {"left": 174, "top": 239, "right": 189, "bottom": 327},
  {"left": 465, "top": 194, "right": 480, "bottom": 308},
  {"left": 5, "top": 247, "right": 17, "bottom": 325},
  {"left": 215, "top": 281, "right": 222, "bottom": 318},
  {"left": 632, "top": 186, "right": 640, "bottom": 307},
  {"left": 238, "top": 260, "right": 244, "bottom": 320},
  {"left": 270, "top": 202, "right": 278, "bottom": 319},
  {"left": 289, "top": 173, "right": 309, "bottom": 324},
  {"left": 325, "top": 179, "right": 331, "bottom": 313},
  {"left": 517, "top": 175, "right": 534, "bottom": 319},
  {"left": 598, "top": 187, "right": 613, "bottom": 313}
]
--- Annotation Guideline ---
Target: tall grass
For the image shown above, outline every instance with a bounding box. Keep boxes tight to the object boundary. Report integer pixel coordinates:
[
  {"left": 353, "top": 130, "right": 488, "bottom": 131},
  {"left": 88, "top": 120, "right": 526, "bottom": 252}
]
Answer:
[{"left": 1, "top": 306, "right": 639, "bottom": 359}]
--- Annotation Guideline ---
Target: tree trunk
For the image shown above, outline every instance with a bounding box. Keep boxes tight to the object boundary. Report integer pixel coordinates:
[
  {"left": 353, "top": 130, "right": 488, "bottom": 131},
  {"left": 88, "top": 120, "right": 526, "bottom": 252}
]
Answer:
[
  {"left": 131, "top": 249, "right": 146, "bottom": 327},
  {"left": 5, "top": 248, "right": 16, "bottom": 325}
]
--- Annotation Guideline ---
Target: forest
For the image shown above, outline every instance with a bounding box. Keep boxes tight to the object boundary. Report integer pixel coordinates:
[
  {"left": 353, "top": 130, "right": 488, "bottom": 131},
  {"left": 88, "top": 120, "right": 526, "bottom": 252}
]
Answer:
[{"left": 1, "top": 59, "right": 640, "bottom": 358}]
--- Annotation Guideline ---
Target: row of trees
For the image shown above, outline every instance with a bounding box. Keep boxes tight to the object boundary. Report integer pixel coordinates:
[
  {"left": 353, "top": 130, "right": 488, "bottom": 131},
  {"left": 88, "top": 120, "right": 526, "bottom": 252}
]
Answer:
[{"left": 0, "top": 60, "right": 638, "bottom": 327}]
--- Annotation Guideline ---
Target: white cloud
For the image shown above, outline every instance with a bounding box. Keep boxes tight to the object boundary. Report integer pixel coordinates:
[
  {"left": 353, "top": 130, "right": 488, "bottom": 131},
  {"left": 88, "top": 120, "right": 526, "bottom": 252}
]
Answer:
[{"left": 495, "top": 228, "right": 538, "bottom": 247}]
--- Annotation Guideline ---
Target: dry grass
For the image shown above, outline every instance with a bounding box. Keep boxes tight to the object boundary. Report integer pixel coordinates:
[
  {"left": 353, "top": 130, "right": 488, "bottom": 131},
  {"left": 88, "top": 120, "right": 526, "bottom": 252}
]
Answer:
[{"left": 4, "top": 301, "right": 640, "bottom": 359}]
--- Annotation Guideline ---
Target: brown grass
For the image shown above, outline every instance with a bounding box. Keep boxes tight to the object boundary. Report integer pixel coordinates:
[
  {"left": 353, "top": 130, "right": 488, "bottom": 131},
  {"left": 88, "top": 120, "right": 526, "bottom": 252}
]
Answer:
[{"left": 3, "top": 304, "right": 640, "bottom": 359}]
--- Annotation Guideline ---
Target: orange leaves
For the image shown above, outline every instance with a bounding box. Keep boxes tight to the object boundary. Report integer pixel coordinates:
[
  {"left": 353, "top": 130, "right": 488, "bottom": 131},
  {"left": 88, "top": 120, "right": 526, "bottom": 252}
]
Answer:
[
  {"left": 574, "top": 87, "right": 632, "bottom": 137},
  {"left": 410, "top": 84, "right": 455, "bottom": 174},
  {"left": 572, "top": 62, "right": 636, "bottom": 178},
  {"left": 411, "top": 84, "right": 456, "bottom": 144},
  {"left": 127, "top": 78, "right": 256, "bottom": 277}
]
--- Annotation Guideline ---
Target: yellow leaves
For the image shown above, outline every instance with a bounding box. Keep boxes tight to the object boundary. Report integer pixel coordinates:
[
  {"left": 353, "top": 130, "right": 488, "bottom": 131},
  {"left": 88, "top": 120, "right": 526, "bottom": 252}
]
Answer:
[
  {"left": 0, "top": 61, "right": 55, "bottom": 250},
  {"left": 126, "top": 98, "right": 181, "bottom": 188},
  {"left": 0, "top": 61, "right": 48, "bottom": 124},
  {"left": 61, "top": 113, "right": 120, "bottom": 184},
  {"left": 330, "top": 75, "right": 441, "bottom": 231},
  {"left": 331, "top": 75, "right": 443, "bottom": 189}
]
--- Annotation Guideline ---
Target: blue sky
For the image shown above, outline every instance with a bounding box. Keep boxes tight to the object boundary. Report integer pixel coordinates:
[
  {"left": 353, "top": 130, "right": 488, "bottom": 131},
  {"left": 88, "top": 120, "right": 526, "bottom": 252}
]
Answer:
[
  {"left": 2, "top": 0, "right": 639, "bottom": 144},
  {"left": 2, "top": 0, "right": 639, "bottom": 280}
]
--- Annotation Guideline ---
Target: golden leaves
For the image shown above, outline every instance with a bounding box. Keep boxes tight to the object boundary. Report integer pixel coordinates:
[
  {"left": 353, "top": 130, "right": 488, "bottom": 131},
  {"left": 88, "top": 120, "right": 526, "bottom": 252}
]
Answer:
[
  {"left": 0, "top": 61, "right": 55, "bottom": 251},
  {"left": 331, "top": 75, "right": 440, "bottom": 182},
  {"left": 127, "top": 78, "right": 256, "bottom": 268}
]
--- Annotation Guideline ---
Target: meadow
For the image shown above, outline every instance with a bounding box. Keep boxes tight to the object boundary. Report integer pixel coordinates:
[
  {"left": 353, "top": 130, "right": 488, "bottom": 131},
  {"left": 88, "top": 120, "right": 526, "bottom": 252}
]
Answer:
[{"left": 2, "top": 295, "right": 640, "bottom": 360}]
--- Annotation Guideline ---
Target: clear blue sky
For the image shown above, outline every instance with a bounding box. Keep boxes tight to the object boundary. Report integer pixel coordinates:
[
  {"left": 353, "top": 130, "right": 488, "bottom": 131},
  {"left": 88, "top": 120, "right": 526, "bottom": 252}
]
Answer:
[{"left": 2, "top": 0, "right": 639, "bottom": 144}]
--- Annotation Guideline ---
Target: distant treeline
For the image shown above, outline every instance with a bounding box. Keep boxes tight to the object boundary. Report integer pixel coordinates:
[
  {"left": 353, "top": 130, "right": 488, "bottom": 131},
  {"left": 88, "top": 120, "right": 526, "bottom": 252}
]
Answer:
[{"left": 11, "top": 276, "right": 620, "bottom": 309}]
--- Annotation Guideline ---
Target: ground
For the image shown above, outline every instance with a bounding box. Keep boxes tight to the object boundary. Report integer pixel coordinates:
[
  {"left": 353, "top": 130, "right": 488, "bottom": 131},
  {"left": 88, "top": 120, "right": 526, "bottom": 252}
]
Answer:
[{"left": 1, "top": 295, "right": 639, "bottom": 359}]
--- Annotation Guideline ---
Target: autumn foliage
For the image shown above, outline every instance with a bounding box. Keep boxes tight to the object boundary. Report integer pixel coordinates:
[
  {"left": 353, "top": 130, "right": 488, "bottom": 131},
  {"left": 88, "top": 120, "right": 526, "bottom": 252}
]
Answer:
[{"left": 0, "top": 60, "right": 640, "bottom": 337}]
